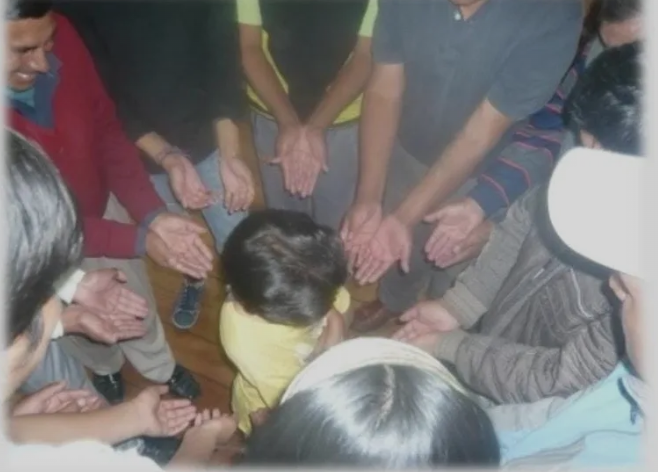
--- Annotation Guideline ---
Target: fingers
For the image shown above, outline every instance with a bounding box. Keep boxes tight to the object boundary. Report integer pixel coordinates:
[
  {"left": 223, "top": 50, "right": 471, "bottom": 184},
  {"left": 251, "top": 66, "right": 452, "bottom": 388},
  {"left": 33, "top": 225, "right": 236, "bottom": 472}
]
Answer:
[
  {"left": 179, "top": 218, "right": 208, "bottom": 235},
  {"left": 425, "top": 227, "right": 450, "bottom": 257},
  {"left": 392, "top": 321, "right": 428, "bottom": 343},
  {"left": 391, "top": 323, "right": 415, "bottom": 342},
  {"left": 56, "top": 389, "right": 99, "bottom": 404},
  {"left": 112, "top": 321, "right": 147, "bottom": 341},
  {"left": 399, "top": 306, "right": 419, "bottom": 323},
  {"left": 162, "top": 406, "right": 198, "bottom": 436},
  {"left": 191, "top": 237, "right": 214, "bottom": 270},
  {"left": 362, "top": 260, "right": 390, "bottom": 285},
  {"left": 115, "top": 289, "right": 149, "bottom": 319},
  {"left": 355, "top": 255, "right": 390, "bottom": 285},
  {"left": 36, "top": 381, "right": 68, "bottom": 399},
  {"left": 167, "top": 255, "right": 208, "bottom": 280}
]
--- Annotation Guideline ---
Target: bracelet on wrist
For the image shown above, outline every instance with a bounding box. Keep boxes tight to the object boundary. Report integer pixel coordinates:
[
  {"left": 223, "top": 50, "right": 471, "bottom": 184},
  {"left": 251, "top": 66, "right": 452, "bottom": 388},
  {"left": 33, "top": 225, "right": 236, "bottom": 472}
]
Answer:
[{"left": 154, "top": 146, "right": 185, "bottom": 165}]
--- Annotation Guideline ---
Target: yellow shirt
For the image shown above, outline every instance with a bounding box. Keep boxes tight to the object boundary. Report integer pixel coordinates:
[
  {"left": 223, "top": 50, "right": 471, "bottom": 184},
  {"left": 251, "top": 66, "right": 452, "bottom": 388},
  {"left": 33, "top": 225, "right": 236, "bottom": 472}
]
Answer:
[
  {"left": 220, "top": 286, "right": 351, "bottom": 434},
  {"left": 237, "top": 0, "right": 378, "bottom": 125}
]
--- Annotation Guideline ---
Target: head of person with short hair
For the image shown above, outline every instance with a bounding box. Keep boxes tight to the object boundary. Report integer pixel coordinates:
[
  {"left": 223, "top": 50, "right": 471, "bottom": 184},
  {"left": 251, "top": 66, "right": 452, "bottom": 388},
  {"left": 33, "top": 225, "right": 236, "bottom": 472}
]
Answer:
[
  {"left": 222, "top": 209, "right": 348, "bottom": 327},
  {"left": 5, "top": 129, "right": 83, "bottom": 397},
  {"left": 5, "top": 0, "right": 55, "bottom": 91},
  {"left": 221, "top": 209, "right": 351, "bottom": 435},
  {"left": 598, "top": 0, "right": 642, "bottom": 47},
  {"left": 242, "top": 338, "right": 501, "bottom": 467},
  {"left": 557, "top": 41, "right": 643, "bottom": 376},
  {"left": 565, "top": 41, "right": 642, "bottom": 155}
]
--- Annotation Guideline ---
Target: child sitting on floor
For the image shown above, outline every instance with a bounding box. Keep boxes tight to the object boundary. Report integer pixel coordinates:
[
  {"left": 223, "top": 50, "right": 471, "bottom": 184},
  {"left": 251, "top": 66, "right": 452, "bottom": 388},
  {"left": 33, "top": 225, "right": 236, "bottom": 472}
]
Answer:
[{"left": 219, "top": 209, "right": 351, "bottom": 435}]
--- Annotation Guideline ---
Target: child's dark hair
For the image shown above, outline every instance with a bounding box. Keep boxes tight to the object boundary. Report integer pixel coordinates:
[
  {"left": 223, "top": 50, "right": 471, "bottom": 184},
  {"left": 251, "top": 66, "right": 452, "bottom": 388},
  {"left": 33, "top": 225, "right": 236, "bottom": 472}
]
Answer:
[{"left": 222, "top": 210, "right": 348, "bottom": 327}]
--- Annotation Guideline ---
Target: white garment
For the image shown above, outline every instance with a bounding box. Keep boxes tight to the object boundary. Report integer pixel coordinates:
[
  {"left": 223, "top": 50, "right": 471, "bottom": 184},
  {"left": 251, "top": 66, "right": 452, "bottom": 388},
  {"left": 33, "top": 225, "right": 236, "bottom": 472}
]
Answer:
[{"left": 7, "top": 440, "right": 162, "bottom": 471}]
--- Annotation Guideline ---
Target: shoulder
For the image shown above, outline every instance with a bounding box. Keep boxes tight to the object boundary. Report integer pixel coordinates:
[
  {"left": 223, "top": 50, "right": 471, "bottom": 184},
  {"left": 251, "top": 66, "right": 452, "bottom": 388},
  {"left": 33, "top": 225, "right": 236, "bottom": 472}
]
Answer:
[
  {"left": 516, "top": 0, "right": 582, "bottom": 35},
  {"left": 52, "top": 12, "right": 91, "bottom": 60}
]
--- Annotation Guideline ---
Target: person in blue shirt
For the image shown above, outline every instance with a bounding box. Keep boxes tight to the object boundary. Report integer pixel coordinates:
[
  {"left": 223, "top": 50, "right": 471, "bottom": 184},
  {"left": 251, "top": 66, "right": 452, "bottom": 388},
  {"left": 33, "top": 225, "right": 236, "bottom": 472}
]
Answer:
[{"left": 490, "top": 41, "right": 645, "bottom": 468}]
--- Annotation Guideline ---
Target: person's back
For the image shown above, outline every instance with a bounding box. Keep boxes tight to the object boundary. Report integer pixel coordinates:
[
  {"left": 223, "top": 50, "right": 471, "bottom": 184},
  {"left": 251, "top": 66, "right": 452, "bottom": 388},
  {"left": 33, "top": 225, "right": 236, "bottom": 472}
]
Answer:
[{"left": 219, "top": 210, "right": 351, "bottom": 435}]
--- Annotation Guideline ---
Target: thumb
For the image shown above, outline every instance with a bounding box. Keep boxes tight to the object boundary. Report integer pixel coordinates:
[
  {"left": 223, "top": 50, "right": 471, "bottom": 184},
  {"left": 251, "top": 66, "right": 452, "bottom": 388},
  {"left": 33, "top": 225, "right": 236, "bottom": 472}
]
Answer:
[
  {"left": 153, "top": 385, "right": 169, "bottom": 397},
  {"left": 423, "top": 208, "right": 446, "bottom": 224},
  {"left": 112, "top": 269, "right": 127, "bottom": 283},
  {"left": 399, "top": 307, "right": 418, "bottom": 322},
  {"left": 266, "top": 156, "right": 282, "bottom": 165}
]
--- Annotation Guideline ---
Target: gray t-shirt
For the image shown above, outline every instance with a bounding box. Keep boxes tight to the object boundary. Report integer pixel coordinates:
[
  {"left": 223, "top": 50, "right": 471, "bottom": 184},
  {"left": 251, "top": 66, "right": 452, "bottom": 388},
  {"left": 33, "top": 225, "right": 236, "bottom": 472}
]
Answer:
[{"left": 373, "top": 0, "right": 583, "bottom": 165}]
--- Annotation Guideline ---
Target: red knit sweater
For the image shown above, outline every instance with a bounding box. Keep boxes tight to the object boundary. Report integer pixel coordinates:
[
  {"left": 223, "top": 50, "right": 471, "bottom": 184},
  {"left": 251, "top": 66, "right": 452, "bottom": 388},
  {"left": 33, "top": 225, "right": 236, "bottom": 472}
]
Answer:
[{"left": 9, "top": 14, "right": 164, "bottom": 259}]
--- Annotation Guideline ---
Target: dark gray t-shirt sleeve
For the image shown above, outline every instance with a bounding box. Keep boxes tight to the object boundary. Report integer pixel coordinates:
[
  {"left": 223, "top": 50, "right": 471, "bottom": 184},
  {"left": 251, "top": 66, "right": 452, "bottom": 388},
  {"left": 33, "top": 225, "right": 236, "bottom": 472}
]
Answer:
[
  {"left": 488, "top": 2, "right": 582, "bottom": 121},
  {"left": 372, "top": 0, "right": 404, "bottom": 64}
]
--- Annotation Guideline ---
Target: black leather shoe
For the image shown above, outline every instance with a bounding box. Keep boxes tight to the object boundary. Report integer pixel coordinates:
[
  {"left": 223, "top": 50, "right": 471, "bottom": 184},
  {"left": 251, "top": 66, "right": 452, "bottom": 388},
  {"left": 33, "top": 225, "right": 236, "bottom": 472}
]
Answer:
[
  {"left": 139, "top": 436, "right": 182, "bottom": 466},
  {"left": 114, "top": 436, "right": 181, "bottom": 466},
  {"left": 92, "top": 372, "right": 124, "bottom": 405},
  {"left": 167, "top": 364, "right": 200, "bottom": 400}
]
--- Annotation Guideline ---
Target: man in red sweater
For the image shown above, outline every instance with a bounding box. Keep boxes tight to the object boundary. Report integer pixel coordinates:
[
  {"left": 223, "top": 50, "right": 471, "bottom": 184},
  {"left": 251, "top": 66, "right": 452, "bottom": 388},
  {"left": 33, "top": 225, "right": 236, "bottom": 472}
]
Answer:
[{"left": 6, "top": 0, "right": 213, "bottom": 404}]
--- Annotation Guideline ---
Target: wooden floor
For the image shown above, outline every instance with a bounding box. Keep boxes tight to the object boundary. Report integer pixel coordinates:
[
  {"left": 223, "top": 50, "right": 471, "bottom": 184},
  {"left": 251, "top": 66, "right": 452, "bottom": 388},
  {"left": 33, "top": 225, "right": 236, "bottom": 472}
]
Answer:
[{"left": 118, "top": 126, "right": 388, "bottom": 464}]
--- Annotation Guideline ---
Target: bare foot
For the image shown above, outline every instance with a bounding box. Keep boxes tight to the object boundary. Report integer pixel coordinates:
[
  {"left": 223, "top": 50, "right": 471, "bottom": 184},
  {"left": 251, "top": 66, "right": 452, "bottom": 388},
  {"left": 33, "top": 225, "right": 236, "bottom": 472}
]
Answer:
[{"left": 168, "top": 409, "right": 237, "bottom": 467}]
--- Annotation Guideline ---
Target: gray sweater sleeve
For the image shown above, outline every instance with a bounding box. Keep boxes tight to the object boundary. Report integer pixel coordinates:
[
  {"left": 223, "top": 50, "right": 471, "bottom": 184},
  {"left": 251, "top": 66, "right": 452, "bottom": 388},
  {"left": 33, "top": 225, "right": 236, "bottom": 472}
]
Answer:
[
  {"left": 434, "top": 312, "right": 619, "bottom": 404},
  {"left": 441, "top": 188, "right": 539, "bottom": 328}
]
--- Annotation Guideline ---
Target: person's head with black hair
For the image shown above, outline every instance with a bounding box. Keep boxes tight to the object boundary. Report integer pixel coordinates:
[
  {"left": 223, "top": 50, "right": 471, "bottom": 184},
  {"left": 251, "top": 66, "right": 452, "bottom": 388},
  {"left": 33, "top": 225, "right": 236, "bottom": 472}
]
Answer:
[
  {"left": 5, "top": 0, "right": 55, "bottom": 91},
  {"left": 242, "top": 339, "right": 500, "bottom": 467},
  {"left": 5, "top": 129, "right": 83, "bottom": 397},
  {"left": 565, "top": 42, "right": 642, "bottom": 156},
  {"left": 598, "top": 0, "right": 641, "bottom": 47},
  {"left": 222, "top": 209, "right": 348, "bottom": 327}
]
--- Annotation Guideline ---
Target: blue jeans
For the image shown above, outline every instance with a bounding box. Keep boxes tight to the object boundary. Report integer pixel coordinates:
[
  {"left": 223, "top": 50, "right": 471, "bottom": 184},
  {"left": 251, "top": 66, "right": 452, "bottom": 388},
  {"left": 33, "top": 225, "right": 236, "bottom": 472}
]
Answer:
[{"left": 150, "top": 151, "right": 247, "bottom": 252}]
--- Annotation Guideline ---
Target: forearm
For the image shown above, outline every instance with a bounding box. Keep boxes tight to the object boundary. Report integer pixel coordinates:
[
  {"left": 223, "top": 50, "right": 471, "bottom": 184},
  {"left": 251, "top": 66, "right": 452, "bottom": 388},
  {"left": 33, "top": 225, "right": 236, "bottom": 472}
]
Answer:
[
  {"left": 9, "top": 402, "right": 143, "bottom": 445},
  {"left": 136, "top": 132, "right": 177, "bottom": 166},
  {"left": 214, "top": 119, "right": 241, "bottom": 160},
  {"left": 241, "top": 46, "right": 298, "bottom": 126},
  {"left": 469, "top": 141, "right": 558, "bottom": 219},
  {"left": 307, "top": 45, "right": 373, "bottom": 130},
  {"left": 436, "top": 322, "right": 617, "bottom": 404},
  {"left": 356, "top": 87, "right": 402, "bottom": 203},
  {"left": 395, "top": 106, "right": 511, "bottom": 225}
]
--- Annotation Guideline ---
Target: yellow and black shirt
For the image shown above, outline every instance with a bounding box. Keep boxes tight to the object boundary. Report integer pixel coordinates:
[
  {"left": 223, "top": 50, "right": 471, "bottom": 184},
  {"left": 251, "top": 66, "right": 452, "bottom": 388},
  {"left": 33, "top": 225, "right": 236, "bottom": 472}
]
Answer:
[{"left": 238, "top": 0, "right": 378, "bottom": 125}]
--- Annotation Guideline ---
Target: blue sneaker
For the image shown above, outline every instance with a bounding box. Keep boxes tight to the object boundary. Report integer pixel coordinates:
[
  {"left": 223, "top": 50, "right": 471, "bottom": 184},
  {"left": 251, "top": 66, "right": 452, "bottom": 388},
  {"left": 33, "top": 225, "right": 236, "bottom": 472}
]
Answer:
[{"left": 171, "top": 278, "right": 204, "bottom": 329}]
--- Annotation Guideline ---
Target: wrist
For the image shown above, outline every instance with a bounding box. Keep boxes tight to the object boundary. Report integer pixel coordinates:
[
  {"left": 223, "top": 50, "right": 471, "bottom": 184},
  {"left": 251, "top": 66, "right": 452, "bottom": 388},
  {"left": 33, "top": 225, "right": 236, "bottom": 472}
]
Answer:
[
  {"left": 305, "top": 114, "right": 329, "bottom": 132},
  {"left": 392, "top": 205, "right": 417, "bottom": 228},
  {"left": 463, "top": 197, "right": 486, "bottom": 221},
  {"left": 61, "top": 307, "right": 82, "bottom": 335},
  {"left": 121, "top": 400, "right": 148, "bottom": 437},
  {"left": 161, "top": 153, "right": 187, "bottom": 173},
  {"left": 276, "top": 113, "right": 301, "bottom": 130},
  {"left": 154, "top": 146, "right": 186, "bottom": 168}
]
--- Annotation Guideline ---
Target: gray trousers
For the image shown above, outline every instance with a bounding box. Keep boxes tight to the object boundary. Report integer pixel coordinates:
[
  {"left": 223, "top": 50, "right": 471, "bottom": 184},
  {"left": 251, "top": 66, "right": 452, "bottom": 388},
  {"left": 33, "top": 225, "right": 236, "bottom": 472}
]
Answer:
[
  {"left": 23, "top": 195, "right": 176, "bottom": 393},
  {"left": 378, "top": 142, "right": 476, "bottom": 313},
  {"left": 252, "top": 112, "right": 359, "bottom": 231},
  {"left": 20, "top": 340, "right": 97, "bottom": 395}
]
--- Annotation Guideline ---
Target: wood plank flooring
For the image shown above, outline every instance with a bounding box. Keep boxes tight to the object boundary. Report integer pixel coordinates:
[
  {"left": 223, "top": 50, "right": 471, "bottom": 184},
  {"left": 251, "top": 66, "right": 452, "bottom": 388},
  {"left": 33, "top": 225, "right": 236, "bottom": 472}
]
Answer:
[{"left": 119, "top": 126, "right": 392, "bottom": 465}]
